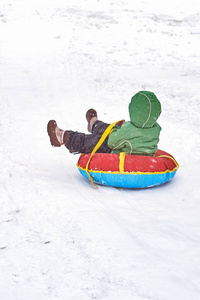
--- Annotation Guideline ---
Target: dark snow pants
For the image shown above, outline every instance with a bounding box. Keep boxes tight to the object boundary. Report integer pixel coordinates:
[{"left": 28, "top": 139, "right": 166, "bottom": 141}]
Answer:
[{"left": 65, "top": 121, "right": 112, "bottom": 154}]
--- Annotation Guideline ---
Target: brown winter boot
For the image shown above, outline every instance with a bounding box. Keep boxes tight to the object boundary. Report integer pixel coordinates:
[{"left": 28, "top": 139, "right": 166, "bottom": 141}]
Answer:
[
  {"left": 47, "top": 120, "right": 71, "bottom": 147},
  {"left": 47, "top": 120, "right": 63, "bottom": 147},
  {"left": 86, "top": 109, "right": 97, "bottom": 133}
]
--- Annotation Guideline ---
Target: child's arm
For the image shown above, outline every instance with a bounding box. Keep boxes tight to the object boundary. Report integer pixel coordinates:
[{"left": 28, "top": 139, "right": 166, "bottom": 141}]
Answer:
[{"left": 108, "top": 122, "right": 130, "bottom": 150}]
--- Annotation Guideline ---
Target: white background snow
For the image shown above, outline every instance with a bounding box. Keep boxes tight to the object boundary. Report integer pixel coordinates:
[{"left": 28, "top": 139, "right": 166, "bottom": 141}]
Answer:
[{"left": 1, "top": 0, "right": 200, "bottom": 299}]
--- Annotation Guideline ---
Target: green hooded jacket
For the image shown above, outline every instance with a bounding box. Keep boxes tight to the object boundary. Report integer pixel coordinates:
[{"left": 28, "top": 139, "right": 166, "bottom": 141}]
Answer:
[{"left": 107, "top": 91, "right": 162, "bottom": 155}]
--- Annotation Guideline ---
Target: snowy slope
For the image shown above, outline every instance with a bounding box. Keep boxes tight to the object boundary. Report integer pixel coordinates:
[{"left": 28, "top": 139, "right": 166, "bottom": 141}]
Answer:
[{"left": 1, "top": 0, "right": 200, "bottom": 299}]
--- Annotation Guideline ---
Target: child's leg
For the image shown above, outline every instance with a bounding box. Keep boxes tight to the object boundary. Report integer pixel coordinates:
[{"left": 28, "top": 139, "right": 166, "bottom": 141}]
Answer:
[
  {"left": 65, "top": 120, "right": 111, "bottom": 154},
  {"left": 65, "top": 125, "right": 111, "bottom": 154},
  {"left": 92, "top": 121, "right": 110, "bottom": 135},
  {"left": 47, "top": 119, "right": 111, "bottom": 154}
]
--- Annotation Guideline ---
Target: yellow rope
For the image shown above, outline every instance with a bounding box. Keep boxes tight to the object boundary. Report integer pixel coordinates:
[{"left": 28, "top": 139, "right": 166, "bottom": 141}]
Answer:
[
  {"left": 85, "top": 120, "right": 123, "bottom": 188},
  {"left": 119, "top": 152, "right": 126, "bottom": 173},
  {"left": 157, "top": 155, "right": 179, "bottom": 168}
]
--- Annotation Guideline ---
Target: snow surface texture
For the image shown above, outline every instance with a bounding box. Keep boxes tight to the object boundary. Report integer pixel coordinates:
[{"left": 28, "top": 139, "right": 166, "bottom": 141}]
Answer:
[{"left": 1, "top": 0, "right": 200, "bottom": 299}]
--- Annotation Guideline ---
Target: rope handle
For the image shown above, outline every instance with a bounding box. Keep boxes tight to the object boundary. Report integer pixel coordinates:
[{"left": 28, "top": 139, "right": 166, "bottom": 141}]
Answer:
[
  {"left": 86, "top": 120, "right": 124, "bottom": 188},
  {"left": 157, "top": 155, "right": 179, "bottom": 168}
]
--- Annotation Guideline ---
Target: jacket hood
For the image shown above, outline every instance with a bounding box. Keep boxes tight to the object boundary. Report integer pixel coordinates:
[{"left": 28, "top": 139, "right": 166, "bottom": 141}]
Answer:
[{"left": 129, "top": 91, "right": 161, "bottom": 128}]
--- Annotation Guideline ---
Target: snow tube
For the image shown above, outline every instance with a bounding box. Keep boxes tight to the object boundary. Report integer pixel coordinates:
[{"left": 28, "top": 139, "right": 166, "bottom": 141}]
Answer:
[{"left": 77, "top": 150, "right": 179, "bottom": 188}]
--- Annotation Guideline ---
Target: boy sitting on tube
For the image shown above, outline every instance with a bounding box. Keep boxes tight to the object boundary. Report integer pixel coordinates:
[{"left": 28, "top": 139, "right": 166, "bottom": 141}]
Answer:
[{"left": 47, "top": 91, "right": 161, "bottom": 156}]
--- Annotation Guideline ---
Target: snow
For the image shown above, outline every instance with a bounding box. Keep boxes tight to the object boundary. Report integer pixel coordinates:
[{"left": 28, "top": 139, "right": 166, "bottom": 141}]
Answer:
[{"left": 1, "top": 0, "right": 200, "bottom": 299}]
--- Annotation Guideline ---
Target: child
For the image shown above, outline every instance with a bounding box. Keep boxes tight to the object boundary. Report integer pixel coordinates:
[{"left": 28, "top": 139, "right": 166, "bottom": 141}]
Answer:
[{"left": 47, "top": 91, "right": 162, "bottom": 156}]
